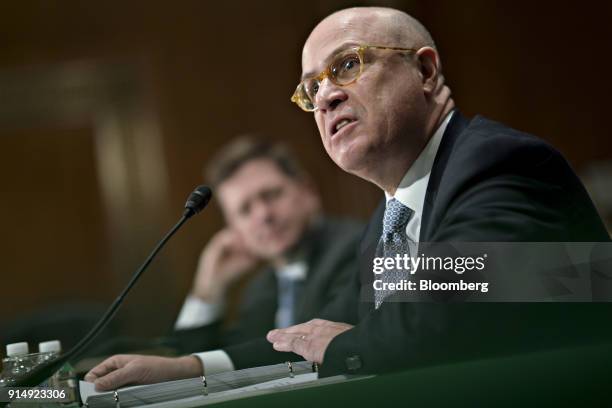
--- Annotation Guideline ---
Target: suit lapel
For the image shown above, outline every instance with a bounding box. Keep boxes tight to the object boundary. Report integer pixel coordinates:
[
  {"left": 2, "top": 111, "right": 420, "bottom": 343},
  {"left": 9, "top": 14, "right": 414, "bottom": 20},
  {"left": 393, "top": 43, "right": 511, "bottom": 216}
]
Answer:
[
  {"left": 420, "top": 111, "right": 470, "bottom": 241},
  {"left": 358, "top": 199, "right": 385, "bottom": 316},
  {"left": 360, "top": 199, "right": 384, "bottom": 252}
]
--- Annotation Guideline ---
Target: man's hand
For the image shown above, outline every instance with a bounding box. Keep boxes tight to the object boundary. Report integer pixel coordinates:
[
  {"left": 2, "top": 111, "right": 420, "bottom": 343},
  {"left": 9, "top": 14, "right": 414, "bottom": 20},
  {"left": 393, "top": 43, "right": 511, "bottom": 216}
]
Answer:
[
  {"left": 84, "top": 355, "right": 203, "bottom": 391},
  {"left": 192, "top": 229, "right": 259, "bottom": 302},
  {"left": 266, "top": 319, "right": 353, "bottom": 363}
]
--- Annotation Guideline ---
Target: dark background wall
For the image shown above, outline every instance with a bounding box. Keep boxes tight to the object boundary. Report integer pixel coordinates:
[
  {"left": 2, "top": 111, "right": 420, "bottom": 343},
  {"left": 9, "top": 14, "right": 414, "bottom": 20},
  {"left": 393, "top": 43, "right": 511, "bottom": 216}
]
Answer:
[{"left": 0, "top": 0, "right": 610, "bottom": 350}]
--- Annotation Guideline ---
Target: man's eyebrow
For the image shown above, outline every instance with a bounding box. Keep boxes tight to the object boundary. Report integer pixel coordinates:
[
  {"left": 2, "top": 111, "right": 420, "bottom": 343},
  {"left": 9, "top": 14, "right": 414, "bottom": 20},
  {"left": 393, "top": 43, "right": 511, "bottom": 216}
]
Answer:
[{"left": 300, "top": 42, "right": 360, "bottom": 81}]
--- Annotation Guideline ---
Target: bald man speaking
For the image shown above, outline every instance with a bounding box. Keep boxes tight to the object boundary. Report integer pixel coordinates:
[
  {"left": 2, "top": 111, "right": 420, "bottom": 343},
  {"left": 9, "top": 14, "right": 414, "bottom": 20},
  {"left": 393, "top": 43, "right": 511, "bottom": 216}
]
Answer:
[
  {"left": 86, "top": 7, "right": 610, "bottom": 387},
  {"left": 266, "top": 6, "right": 610, "bottom": 374}
]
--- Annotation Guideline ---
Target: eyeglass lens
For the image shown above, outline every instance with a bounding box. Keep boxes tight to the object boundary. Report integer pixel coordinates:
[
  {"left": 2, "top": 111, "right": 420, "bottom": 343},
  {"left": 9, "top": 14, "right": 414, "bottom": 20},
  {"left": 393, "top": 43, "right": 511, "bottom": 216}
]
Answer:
[{"left": 303, "top": 49, "right": 362, "bottom": 104}]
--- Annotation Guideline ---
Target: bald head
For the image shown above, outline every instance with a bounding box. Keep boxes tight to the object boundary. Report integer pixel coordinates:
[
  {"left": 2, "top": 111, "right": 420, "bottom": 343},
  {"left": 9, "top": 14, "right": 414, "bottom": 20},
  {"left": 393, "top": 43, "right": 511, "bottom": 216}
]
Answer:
[
  {"left": 299, "top": 7, "right": 454, "bottom": 193},
  {"left": 332, "top": 7, "right": 434, "bottom": 47},
  {"left": 303, "top": 7, "right": 435, "bottom": 68}
]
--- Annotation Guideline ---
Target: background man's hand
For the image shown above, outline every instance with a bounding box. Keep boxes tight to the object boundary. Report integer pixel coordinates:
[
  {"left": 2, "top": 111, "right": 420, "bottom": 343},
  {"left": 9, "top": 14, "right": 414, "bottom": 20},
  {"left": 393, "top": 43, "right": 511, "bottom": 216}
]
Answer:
[
  {"left": 266, "top": 319, "right": 353, "bottom": 363},
  {"left": 192, "top": 229, "right": 259, "bottom": 302},
  {"left": 84, "top": 355, "right": 202, "bottom": 391}
]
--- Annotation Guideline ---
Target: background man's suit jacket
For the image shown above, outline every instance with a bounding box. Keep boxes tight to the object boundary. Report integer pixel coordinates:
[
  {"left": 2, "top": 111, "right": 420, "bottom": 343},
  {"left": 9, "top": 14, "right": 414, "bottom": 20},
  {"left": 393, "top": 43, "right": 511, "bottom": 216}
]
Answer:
[
  {"left": 319, "top": 112, "right": 612, "bottom": 376},
  {"left": 171, "top": 218, "right": 364, "bottom": 358}
]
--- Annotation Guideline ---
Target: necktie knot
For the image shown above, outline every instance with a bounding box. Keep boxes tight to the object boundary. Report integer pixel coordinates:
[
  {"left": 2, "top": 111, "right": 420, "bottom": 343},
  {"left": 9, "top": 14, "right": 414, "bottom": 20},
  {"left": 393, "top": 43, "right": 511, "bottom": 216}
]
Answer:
[{"left": 382, "top": 198, "right": 413, "bottom": 238}]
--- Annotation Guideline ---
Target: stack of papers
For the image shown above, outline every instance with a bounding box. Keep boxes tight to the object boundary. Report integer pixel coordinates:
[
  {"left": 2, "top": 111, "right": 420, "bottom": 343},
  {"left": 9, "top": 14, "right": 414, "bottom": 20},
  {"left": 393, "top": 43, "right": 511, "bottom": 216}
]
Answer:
[{"left": 80, "top": 361, "right": 343, "bottom": 407}]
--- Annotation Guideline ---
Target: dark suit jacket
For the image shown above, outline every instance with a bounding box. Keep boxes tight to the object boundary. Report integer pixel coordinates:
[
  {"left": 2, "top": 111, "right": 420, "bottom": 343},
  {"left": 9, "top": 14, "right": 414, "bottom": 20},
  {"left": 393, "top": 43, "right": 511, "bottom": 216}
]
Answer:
[
  {"left": 171, "top": 218, "right": 364, "bottom": 364},
  {"left": 319, "top": 112, "right": 612, "bottom": 376}
]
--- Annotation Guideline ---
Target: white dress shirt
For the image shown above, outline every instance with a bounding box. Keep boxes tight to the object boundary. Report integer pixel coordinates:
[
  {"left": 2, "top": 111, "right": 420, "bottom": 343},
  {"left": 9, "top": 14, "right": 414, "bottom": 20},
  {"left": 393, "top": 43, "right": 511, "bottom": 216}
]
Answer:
[
  {"left": 385, "top": 111, "right": 454, "bottom": 244},
  {"left": 175, "top": 296, "right": 225, "bottom": 329}
]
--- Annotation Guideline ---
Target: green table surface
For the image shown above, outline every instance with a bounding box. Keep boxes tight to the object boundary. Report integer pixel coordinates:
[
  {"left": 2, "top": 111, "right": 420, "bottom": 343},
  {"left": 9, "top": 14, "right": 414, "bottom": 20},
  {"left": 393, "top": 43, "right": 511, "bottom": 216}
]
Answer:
[{"left": 204, "top": 342, "right": 612, "bottom": 407}]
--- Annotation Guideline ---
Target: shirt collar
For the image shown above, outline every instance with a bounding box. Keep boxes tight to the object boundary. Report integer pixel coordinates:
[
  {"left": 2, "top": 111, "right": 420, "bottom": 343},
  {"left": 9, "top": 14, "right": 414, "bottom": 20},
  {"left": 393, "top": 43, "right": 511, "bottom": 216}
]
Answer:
[
  {"left": 275, "top": 261, "right": 307, "bottom": 280},
  {"left": 385, "top": 111, "right": 454, "bottom": 217}
]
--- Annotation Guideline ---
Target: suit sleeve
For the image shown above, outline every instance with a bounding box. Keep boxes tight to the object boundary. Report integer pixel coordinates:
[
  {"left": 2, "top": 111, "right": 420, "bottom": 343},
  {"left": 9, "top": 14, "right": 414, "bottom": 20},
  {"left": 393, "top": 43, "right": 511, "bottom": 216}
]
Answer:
[
  {"left": 168, "top": 321, "right": 225, "bottom": 354},
  {"left": 321, "top": 155, "right": 612, "bottom": 376}
]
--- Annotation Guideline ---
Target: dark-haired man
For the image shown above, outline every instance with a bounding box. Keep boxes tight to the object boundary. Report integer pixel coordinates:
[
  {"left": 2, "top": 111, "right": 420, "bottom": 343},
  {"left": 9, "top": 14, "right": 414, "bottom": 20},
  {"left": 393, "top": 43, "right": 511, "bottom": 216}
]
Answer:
[{"left": 171, "top": 137, "right": 363, "bottom": 368}]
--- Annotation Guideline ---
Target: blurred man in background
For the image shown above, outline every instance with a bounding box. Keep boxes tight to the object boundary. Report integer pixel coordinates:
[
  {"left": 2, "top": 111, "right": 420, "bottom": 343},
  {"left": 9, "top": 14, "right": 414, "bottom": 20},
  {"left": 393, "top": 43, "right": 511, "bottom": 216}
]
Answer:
[
  {"left": 171, "top": 137, "right": 363, "bottom": 361},
  {"left": 84, "top": 137, "right": 363, "bottom": 387}
]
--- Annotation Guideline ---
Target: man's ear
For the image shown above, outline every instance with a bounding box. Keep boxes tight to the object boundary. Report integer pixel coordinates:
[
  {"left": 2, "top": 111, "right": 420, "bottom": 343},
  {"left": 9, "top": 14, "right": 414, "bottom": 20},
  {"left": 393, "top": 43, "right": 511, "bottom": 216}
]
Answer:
[{"left": 416, "top": 46, "right": 440, "bottom": 94}]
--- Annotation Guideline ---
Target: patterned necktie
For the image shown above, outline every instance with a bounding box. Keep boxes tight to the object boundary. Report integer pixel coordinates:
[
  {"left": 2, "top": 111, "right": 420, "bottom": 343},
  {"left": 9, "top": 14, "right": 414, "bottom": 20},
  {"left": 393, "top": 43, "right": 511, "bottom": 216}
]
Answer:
[{"left": 374, "top": 198, "right": 414, "bottom": 309}]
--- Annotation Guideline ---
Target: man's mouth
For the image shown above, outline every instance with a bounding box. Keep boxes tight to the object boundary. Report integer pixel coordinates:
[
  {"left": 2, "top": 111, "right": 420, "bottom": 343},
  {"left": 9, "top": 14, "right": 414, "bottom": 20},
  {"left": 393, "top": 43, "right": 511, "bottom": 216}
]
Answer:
[
  {"left": 259, "top": 225, "right": 285, "bottom": 240},
  {"left": 330, "top": 117, "right": 357, "bottom": 137},
  {"left": 335, "top": 118, "right": 353, "bottom": 132}
]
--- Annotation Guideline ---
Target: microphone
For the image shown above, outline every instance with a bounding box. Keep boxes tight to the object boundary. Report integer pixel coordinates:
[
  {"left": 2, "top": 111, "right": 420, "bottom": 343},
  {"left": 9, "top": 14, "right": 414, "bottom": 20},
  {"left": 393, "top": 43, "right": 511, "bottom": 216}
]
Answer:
[
  {"left": 184, "top": 185, "right": 212, "bottom": 218},
  {"left": 4, "top": 185, "right": 213, "bottom": 391}
]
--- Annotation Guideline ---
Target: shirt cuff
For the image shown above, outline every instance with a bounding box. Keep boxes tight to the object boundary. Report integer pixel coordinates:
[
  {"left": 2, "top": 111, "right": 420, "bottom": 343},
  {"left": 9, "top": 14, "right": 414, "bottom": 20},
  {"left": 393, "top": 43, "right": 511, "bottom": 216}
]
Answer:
[
  {"left": 174, "top": 295, "right": 225, "bottom": 330},
  {"left": 193, "top": 350, "right": 235, "bottom": 375}
]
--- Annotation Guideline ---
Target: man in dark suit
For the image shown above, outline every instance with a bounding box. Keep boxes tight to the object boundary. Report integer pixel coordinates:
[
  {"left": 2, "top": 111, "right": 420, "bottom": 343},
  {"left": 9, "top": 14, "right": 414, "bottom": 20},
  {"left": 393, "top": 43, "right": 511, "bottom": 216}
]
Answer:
[
  {"left": 266, "top": 6, "right": 612, "bottom": 375},
  {"left": 173, "top": 218, "right": 361, "bottom": 354},
  {"left": 85, "top": 7, "right": 611, "bottom": 388},
  {"left": 170, "top": 137, "right": 363, "bottom": 371}
]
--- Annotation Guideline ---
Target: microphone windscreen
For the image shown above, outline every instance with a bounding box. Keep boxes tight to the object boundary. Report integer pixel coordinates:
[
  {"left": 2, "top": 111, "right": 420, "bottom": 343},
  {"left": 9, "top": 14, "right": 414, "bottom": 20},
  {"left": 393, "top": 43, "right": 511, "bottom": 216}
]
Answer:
[{"left": 184, "top": 185, "right": 213, "bottom": 217}]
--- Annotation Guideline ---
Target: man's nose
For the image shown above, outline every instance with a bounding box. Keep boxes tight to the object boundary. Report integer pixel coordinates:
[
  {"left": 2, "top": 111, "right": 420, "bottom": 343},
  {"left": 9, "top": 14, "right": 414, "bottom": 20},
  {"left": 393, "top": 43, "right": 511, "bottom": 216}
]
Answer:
[
  {"left": 315, "top": 78, "right": 347, "bottom": 112},
  {"left": 251, "top": 199, "right": 274, "bottom": 224}
]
